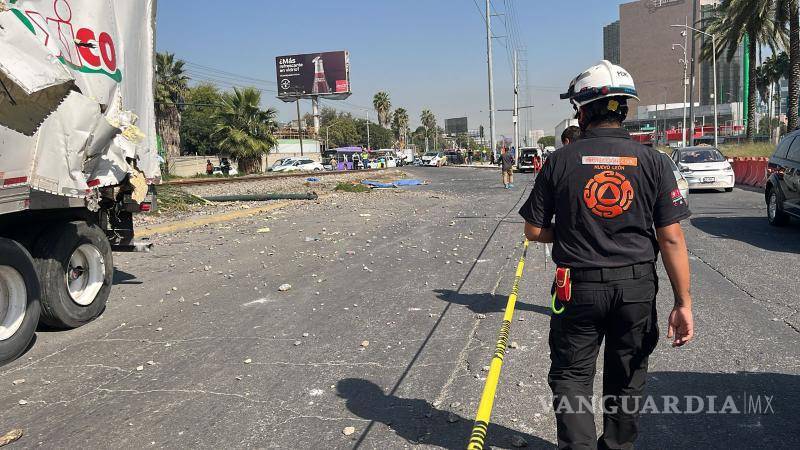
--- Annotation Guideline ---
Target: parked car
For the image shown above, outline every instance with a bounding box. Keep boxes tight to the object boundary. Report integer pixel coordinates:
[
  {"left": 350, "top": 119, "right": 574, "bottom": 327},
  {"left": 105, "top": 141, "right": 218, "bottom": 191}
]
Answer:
[
  {"left": 212, "top": 165, "right": 238, "bottom": 176},
  {"left": 421, "top": 152, "right": 446, "bottom": 167},
  {"left": 268, "top": 158, "right": 297, "bottom": 172},
  {"left": 518, "top": 147, "right": 540, "bottom": 173},
  {"left": 444, "top": 151, "right": 465, "bottom": 165},
  {"left": 272, "top": 158, "right": 324, "bottom": 173},
  {"left": 659, "top": 151, "right": 689, "bottom": 204},
  {"left": 766, "top": 131, "right": 800, "bottom": 226},
  {"left": 671, "top": 146, "right": 734, "bottom": 192}
]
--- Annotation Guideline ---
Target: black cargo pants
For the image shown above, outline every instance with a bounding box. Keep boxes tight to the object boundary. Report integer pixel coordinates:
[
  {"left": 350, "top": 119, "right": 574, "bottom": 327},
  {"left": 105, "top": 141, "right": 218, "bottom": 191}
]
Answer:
[{"left": 548, "top": 269, "right": 659, "bottom": 450}]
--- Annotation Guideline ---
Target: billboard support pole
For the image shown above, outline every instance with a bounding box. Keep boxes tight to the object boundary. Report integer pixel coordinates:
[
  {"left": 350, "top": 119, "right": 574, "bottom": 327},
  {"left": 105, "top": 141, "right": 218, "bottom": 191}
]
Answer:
[
  {"left": 296, "top": 99, "right": 304, "bottom": 156},
  {"left": 312, "top": 96, "right": 320, "bottom": 134}
]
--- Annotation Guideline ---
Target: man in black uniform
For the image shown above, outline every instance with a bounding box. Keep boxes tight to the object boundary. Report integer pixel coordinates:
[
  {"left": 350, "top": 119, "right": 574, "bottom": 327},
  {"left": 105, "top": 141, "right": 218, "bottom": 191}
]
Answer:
[{"left": 519, "top": 60, "right": 695, "bottom": 449}]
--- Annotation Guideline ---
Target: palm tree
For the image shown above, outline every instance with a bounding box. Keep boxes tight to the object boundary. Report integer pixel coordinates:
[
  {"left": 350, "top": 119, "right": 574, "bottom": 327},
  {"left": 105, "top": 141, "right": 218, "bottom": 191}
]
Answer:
[
  {"left": 373, "top": 91, "right": 392, "bottom": 127},
  {"left": 212, "top": 87, "right": 278, "bottom": 174},
  {"left": 391, "top": 108, "right": 410, "bottom": 145},
  {"left": 420, "top": 109, "right": 437, "bottom": 149},
  {"left": 775, "top": 0, "right": 799, "bottom": 131},
  {"left": 702, "top": 0, "right": 787, "bottom": 140},
  {"left": 155, "top": 52, "right": 189, "bottom": 169}
]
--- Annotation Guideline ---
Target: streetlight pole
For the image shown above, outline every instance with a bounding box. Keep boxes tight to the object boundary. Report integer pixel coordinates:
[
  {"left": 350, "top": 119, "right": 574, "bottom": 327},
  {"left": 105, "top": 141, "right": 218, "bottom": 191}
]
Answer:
[
  {"left": 485, "top": 0, "right": 496, "bottom": 161},
  {"left": 672, "top": 23, "right": 718, "bottom": 148},
  {"left": 673, "top": 38, "right": 689, "bottom": 147}
]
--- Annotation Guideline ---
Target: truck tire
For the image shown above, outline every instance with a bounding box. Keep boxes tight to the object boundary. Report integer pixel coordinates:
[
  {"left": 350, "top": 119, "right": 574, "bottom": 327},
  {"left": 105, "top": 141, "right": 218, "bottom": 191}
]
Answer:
[
  {"left": 0, "top": 238, "right": 41, "bottom": 367},
  {"left": 32, "top": 222, "right": 113, "bottom": 329}
]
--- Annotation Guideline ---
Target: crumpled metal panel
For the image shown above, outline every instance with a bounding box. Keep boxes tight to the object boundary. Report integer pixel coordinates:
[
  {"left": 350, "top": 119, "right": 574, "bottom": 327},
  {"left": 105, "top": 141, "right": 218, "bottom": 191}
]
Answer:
[
  {"left": 0, "top": 10, "right": 74, "bottom": 135},
  {"left": 31, "top": 91, "right": 101, "bottom": 197}
]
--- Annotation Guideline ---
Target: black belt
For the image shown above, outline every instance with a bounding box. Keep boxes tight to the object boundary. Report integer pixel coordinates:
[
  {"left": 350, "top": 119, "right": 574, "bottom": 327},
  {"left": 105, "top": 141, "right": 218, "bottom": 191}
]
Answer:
[{"left": 569, "top": 263, "right": 655, "bottom": 282}]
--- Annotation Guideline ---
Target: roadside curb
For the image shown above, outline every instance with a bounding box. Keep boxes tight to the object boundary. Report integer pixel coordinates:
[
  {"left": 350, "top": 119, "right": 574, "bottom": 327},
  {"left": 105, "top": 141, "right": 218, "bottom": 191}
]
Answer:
[{"left": 164, "top": 168, "right": 389, "bottom": 187}]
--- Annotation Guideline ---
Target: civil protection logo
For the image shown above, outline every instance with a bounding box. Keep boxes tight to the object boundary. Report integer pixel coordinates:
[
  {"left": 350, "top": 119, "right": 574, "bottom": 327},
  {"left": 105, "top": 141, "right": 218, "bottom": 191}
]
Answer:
[{"left": 583, "top": 170, "right": 634, "bottom": 218}]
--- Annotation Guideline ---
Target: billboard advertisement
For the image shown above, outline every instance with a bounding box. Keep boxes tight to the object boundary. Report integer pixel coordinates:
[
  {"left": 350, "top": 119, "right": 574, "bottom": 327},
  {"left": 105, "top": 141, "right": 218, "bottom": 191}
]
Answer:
[
  {"left": 276, "top": 51, "right": 351, "bottom": 101},
  {"left": 445, "top": 117, "right": 468, "bottom": 135}
]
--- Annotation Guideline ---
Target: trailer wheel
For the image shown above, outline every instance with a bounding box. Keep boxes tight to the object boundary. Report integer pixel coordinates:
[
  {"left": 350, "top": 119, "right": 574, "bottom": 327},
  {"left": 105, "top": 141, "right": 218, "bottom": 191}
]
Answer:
[
  {"left": 32, "top": 222, "right": 113, "bottom": 329},
  {"left": 0, "top": 238, "right": 41, "bottom": 366}
]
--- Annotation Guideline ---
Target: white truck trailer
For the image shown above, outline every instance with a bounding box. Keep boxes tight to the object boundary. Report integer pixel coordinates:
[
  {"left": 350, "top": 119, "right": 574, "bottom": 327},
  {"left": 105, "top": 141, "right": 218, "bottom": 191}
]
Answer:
[{"left": 0, "top": 0, "right": 159, "bottom": 365}]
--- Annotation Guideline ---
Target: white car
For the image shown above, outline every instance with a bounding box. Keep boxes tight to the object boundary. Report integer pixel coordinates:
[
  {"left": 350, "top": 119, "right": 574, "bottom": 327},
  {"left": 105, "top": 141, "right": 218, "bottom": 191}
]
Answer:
[
  {"left": 421, "top": 152, "right": 446, "bottom": 167},
  {"left": 660, "top": 151, "right": 689, "bottom": 203},
  {"left": 272, "top": 158, "right": 324, "bottom": 173},
  {"left": 672, "top": 146, "right": 735, "bottom": 192},
  {"left": 268, "top": 157, "right": 298, "bottom": 171}
]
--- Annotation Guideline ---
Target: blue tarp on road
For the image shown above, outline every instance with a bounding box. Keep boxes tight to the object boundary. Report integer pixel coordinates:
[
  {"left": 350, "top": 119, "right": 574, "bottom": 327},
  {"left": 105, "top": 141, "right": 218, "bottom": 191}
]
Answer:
[{"left": 361, "top": 179, "right": 425, "bottom": 188}]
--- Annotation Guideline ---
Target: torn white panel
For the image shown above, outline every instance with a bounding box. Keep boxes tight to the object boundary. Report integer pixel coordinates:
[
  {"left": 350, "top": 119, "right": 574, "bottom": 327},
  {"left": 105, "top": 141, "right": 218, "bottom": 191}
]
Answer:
[
  {"left": 0, "top": 122, "right": 35, "bottom": 187},
  {"left": 110, "top": 0, "right": 160, "bottom": 181},
  {"left": 32, "top": 91, "right": 101, "bottom": 197},
  {"left": 83, "top": 140, "right": 128, "bottom": 188},
  {"left": 0, "top": 10, "right": 75, "bottom": 135}
]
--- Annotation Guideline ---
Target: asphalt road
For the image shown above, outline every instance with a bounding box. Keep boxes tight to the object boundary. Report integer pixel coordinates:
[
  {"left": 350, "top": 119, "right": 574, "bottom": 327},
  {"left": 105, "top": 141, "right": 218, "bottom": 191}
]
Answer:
[{"left": 1, "top": 166, "right": 798, "bottom": 449}]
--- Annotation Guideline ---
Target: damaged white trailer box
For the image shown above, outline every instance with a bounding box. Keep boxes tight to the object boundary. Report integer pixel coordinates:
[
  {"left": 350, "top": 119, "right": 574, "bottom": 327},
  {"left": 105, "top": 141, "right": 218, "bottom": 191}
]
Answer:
[{"left": 0, "top": 0, "right": 159, "bottom": 365}]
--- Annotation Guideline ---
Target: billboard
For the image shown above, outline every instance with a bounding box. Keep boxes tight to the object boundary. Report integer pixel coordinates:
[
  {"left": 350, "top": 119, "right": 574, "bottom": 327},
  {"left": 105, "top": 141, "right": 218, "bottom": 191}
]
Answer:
[
  {"left": 276, "top": 51, "right": 351, "bottom": 101},
  {"left": 445, "top": 117, "right": 468, "bottom": 135}
]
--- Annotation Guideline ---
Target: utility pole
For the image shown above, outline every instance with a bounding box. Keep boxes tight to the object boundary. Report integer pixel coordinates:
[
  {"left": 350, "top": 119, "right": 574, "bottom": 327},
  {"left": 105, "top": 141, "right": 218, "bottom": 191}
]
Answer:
[
  {"left": 365, "top": 111, "right": 370, "bottom": 151},
  {"left": 513, "top": 50, "right": 520, "bottom": 168},
  {"left": 296, "top": 99, "right": 304, "bottom": 156},
  {"left": 485, "top": 0, "right": 496, "bottom": 160},
  {"left": 688, "top": 0, "right": 698, "bottom": 145},
  {"left": 671, "top": 22, "right": 719, "bottom": 147}
]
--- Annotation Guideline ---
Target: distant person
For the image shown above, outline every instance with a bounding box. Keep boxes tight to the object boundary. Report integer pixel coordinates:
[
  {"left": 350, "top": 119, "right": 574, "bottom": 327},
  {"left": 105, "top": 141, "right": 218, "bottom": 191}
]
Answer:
[
  {"left": 220, "top": 158, "right": 231, "bottom": 176},
  {"left": 205, "top": 159, "right": 213, "bottom": 175},
  {"left": 500, "top": 147, "right": 515, "bottom": 189},
  {"left": 561, "top": 125, "right": 582, "bottom": 146}
]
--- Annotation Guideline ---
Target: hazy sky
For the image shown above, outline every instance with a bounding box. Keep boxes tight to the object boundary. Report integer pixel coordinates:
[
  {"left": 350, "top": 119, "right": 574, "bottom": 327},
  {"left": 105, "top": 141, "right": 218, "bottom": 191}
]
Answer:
[{"left": 156, "top": 1, "right": 620, "bottom": 138}]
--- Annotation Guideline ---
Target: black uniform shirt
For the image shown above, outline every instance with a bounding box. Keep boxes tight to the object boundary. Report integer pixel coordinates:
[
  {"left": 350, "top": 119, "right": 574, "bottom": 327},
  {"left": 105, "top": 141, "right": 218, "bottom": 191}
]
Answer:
[{"left": 519, "top": 127, "right": 690, "bottom": 269}]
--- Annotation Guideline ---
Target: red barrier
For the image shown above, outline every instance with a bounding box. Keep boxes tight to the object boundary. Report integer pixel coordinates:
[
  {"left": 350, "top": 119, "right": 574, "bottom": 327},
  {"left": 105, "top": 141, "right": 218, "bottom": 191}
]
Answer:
[
  {"left": 752, "top": 158, "right": 768, "bottom": 188},
  {"left": 732, "top": 157, "right": 747, "bottom": 184},
  {"left": 740, "top": 157, "right": 755, "bottom": 186}
]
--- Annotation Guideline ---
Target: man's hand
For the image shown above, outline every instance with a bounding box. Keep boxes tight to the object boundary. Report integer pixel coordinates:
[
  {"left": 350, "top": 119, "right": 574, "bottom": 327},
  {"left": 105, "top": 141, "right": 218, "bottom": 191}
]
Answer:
[{"left": 667, "top": 305, "right": 694, "bottom": 347}]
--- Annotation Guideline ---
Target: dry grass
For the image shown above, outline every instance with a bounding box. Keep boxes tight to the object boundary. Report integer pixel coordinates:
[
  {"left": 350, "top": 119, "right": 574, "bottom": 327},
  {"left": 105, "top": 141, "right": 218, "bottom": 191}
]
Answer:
[{"left": 719, "top": 143, "right": 774, "bottom": 158}]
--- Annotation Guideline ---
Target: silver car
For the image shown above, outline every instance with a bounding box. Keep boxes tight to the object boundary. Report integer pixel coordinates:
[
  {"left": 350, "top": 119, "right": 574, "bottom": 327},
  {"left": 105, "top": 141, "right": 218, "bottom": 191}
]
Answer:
[{"left": 660, "top": 151, "right": 689, "bottom": 203}]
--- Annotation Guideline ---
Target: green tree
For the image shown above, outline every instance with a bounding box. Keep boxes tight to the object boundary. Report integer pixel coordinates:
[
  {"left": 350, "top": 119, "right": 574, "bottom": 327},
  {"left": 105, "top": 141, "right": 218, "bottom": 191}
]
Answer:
[
  {"left": 212, "top": 87, "right": 278, "bottom": 174},
  {"left": 538, "top": 136, "right": 556, "bottom": 147},
  {"left": 360, "top": 119, "right": 394, "bottom": 149},
  {"left": 702, "top": 0, "right": 787, "bottom": 140},
  {"left": 326, "top": 117, "right": 360, "bottom": 148},
  {"left": 391, "top": 107, "right": 410, "bottom": 146},
  {"left": 180, "top": 83, "right": 222, "bottom": 155},
  {"left": 373, "top": 91, "right": 392, "bottom": 127},
  {"left": 155, "top": 52, "right": 189, "bottom": 168}
]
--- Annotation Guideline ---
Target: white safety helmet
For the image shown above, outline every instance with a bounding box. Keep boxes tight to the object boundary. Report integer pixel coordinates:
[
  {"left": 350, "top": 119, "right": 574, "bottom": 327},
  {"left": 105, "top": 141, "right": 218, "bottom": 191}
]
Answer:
[{"left": 560, "top": 60, "right": 639, "bottom": 108}]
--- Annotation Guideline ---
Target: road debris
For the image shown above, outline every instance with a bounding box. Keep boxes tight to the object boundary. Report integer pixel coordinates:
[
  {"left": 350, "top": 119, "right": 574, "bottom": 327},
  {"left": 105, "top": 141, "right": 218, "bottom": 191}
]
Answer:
[
  {"left": 0, "top": 429, "right": 23, "bottom": 447},
  {"left": 257, "top": 227, "right": 271, "bottom": 233},
  {"left": 11, "top": 379, "right": 25, "bottom": 386},
  {"left": 16, "top": 400, "right": 27, "bottom": 406},
  {"left": 278, "top": 284, "right": 292, "bottom": 292},
  {"left": 360, "top": 340, "right": 370, "bottom": 348},
  {"left": 243, "top": 358, "right": 252, "bottom": 364},
  {"left": 342, "top": 426, "right": 356, "bottom": 436}
]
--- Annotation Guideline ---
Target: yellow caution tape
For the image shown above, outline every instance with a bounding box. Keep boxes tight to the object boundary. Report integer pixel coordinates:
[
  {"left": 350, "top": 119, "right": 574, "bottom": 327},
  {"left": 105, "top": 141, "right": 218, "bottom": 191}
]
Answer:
[{"left": 468, "top": 240, "right": 529, "bottom": 450}]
